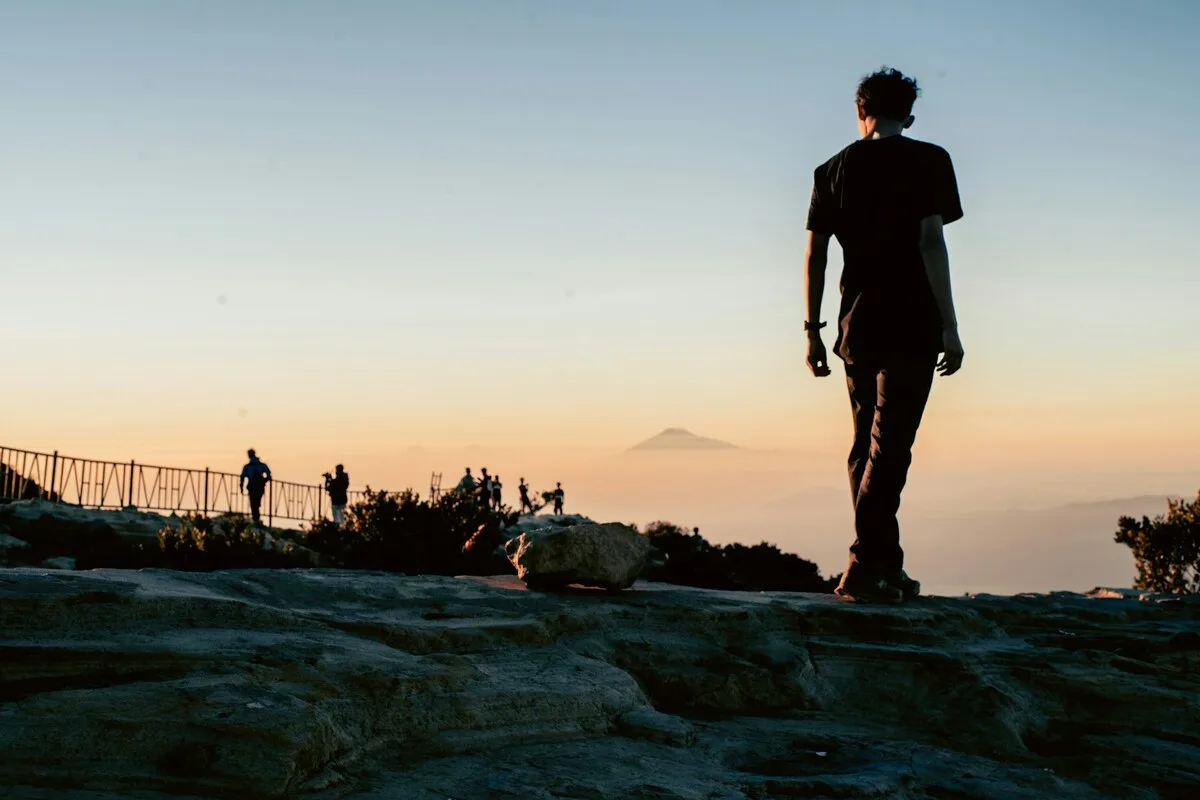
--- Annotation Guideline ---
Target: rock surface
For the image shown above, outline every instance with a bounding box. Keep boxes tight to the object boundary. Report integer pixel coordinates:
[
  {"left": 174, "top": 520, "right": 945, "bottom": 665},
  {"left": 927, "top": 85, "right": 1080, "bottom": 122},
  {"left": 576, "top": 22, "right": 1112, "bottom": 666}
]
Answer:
[
  {"left": 0, "top": 531, "right": 31, "bottom": 564},
  {"left": 506, "top": 521, "right": 652, "bottom": 590},
  {"left": 0, "top": 500, "right": 311, "bottom": 569},
  {"left": 1, "top": 569, "right": 1198, "bottom": 799},
  {"left": 0, "top": 498, "right": 180, "bottom": 541},
  {"left": 0, "top": 499, "right": 181, "bottom": 568}
]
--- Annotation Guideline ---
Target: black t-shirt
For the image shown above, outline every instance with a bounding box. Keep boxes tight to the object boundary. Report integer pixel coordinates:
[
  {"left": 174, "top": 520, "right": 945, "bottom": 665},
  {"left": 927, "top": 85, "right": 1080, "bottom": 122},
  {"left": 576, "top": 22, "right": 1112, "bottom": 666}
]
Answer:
[
  {"left": 806, "top": 136, "right": 963, "bottom": 366},
  {"left": 328, "top": 473, "right": 349, "bottom": 505}
]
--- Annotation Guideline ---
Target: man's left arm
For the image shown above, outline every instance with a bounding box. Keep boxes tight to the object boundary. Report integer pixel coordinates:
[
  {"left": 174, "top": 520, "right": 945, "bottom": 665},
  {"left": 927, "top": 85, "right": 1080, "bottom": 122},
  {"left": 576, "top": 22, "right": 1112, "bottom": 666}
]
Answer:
[{"left": 804, "top": 165, "right": 834, "bottom": 378}]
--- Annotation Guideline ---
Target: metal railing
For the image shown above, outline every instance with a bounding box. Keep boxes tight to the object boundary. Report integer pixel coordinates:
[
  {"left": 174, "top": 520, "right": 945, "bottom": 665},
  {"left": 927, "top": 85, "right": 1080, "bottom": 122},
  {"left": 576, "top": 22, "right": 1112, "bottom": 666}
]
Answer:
[{"left": 0, "top": 445, "right": 371, "bottom": 525}]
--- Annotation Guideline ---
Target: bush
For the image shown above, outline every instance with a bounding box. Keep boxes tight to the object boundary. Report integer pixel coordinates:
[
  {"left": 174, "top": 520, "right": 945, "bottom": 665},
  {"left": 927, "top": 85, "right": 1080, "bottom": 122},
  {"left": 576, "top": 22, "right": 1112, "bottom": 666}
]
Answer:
[
  {"left": 301, "top": 487, "right": 518, "bottom": 575},
  {"left": 641, "top": 520, "right": 836, "bottom": 593},
  {"left": 159, "top": 514, "right": 303, "bottom": 571},
  {"left": 1115, "top": 492, "right": 1200, "bottom": 594}
]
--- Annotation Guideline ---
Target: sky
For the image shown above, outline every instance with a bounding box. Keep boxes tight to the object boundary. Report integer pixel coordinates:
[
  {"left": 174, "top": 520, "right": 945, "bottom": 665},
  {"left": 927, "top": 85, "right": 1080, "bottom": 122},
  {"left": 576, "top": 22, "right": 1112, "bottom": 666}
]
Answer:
[{"left": 3, "top": 0, "right": 1200, "bottom": 506}]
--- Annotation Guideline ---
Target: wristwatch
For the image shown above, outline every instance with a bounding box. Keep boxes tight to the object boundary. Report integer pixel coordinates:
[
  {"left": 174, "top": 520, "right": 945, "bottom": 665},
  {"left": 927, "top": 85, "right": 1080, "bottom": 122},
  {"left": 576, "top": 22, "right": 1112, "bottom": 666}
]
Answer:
[{"left": 803, "top": 321, "right": 827, "bottom": 332}]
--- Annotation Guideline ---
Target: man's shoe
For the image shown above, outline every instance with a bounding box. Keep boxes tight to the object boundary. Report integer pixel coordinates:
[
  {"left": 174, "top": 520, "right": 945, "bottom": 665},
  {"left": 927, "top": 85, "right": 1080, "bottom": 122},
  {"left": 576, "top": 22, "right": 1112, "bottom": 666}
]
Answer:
[
  {"left": 888, "top": 569, "right": 921, "bottom": 600},
  {"left": 834, "top": 571, "right": 904, "bottom": 604}
]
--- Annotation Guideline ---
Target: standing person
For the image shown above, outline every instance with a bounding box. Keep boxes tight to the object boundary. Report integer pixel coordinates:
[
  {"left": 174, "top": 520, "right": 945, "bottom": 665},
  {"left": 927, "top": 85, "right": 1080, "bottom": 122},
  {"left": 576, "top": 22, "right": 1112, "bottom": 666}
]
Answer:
[
  {"left": 518, "top": 478, "right": 535, "bottom": 515},
  {"left": 477, "top": 468, "right": 491, "bottom": 507},
  {"left": 803, "top": 67, "right": 964, "bottom": 604},
  {"left": 491, "top": 475, "right": 503, "bottom": 511},
  {"left": 455, "top": 467, "right": 476, "bottom": 493},
  {"left": 239, "top": 449, "right": 272, "bottom": 526},
  {"left": 324, "top": 464, "right": 350, "bottom": 525},
  {"left": 552, "top": 482, "right": 564, "bottom": 515}
]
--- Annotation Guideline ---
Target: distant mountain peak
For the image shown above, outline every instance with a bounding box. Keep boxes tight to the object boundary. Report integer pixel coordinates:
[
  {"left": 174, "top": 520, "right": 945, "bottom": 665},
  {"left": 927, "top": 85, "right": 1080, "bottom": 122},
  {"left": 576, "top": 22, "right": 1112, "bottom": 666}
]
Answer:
[{"left": 630, "top": 428, "right": 738, "bottom": 452}]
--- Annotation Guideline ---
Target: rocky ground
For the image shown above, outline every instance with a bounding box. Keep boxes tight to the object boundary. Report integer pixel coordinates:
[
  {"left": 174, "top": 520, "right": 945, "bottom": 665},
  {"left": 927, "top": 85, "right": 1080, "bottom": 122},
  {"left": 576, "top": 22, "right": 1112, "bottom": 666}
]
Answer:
[{"left": 1, "top": 567, "right": 1198, "bottom": 799}]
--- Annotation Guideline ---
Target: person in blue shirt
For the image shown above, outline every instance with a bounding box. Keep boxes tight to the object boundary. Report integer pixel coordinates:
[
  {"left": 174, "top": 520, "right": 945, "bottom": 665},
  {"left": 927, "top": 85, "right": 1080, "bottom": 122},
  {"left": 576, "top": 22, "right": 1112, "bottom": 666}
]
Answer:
[{"left": 239, "top": 449, "right": 272, "bottom": 525}]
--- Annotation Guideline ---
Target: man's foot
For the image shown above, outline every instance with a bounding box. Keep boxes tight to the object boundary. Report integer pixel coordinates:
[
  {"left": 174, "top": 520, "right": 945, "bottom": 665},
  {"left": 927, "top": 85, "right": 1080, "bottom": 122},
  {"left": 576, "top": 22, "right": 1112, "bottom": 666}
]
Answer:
[
  {"left": 834, "top": 570, "right": 904, "bottom": 604},
  {"left": 887, "top": 569, "right": 921, "bottom": 599}
]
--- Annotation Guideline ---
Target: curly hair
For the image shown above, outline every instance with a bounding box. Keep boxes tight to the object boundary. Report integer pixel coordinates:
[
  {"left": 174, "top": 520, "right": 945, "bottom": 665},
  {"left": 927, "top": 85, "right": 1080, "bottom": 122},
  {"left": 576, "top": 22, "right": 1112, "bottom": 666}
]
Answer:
[{"left": 855, "top": 67, "right": 921, "bottom": 121}]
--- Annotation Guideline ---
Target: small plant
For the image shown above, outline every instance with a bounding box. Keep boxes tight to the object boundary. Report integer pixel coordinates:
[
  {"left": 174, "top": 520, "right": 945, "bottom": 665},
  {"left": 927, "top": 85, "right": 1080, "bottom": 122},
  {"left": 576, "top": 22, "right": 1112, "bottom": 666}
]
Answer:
[{"left": 1115, "top": 492, "right": 1200, "bottom": 594}]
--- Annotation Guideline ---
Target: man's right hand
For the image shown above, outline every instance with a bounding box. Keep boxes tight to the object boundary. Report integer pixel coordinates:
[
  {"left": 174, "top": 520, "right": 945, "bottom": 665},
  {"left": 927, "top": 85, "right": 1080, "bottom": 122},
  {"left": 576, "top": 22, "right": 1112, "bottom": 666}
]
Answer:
[
  {"left": 806, "top": 334, "right": 832, "bottom": 378},
  {"left": 938, "top": 328, "right": 965, "bottom": 376}
]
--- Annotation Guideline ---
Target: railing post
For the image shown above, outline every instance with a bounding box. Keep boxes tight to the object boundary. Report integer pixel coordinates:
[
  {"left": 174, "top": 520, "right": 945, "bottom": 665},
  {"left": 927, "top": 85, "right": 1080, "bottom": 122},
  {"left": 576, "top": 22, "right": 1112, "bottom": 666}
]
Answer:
[
  {"left": 128, "top": 460, "right": 136, "bottom": 509},
  {"left": 204, "top": 468, "right": 210, "bottom": 516},
  {"left": 268, "top": 481, "right": 273, "bottom": 527},
  {"left": 318, "top": 483, "right": 323, "bottom": 521},
  {"left": 49, "top": 451, "right": 59, "bottom": 502}
]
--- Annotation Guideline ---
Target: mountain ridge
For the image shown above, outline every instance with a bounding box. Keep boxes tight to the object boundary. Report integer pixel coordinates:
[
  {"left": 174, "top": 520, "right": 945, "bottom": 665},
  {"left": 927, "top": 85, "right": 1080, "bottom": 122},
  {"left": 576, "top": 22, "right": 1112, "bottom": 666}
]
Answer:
[{"left": 628, "top": 428, "right": 738, "bottom": 452}]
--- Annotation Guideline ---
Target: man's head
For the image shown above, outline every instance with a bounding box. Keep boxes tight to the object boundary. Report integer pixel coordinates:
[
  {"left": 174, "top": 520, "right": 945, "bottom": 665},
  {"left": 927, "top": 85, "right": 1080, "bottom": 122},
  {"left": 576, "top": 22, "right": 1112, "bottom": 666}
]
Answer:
[
  {"left": 855, "top": 67, "right": 920, "bottom": 136},
  {"left": 247, "top": 448, "right": 256, "bottom": 460},
  {"left": 556, "top": 482, "right": 562, "bottom": 488},
  {"left": 465, "top": 467, "right": 471, "bottom": 475},
  {"left": 335, "top": 464, "right": 344, "bottom": 474}
]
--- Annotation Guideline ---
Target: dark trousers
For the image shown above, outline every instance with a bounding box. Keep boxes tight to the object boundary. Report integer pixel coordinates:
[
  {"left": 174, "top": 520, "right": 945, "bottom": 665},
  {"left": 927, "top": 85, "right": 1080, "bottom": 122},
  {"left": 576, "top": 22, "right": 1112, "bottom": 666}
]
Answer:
[
  {"left": 845, "top": 359, "right": 935, "bottom": 575},
  {"left": 248, "top": 488, "right": 265, "bottom": 525}
]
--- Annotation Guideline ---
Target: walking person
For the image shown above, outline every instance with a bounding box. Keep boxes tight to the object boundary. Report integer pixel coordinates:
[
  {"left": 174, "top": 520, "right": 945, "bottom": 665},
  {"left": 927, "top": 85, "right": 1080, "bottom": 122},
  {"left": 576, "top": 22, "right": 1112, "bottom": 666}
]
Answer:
[
  {"left": 518, "top": 478, "right": 535, "bottom": 515},
  {"left": 552, "top": 482, "right": 564, "bottom": 515},
  {"left": 324, "top": 464, "right": 350, "bottom": 525},
  {"left": 803, "top": 68, "right": 964, "bottom": 603},
  {"left": 239, "top": 449, "right": 272, "bottom": 526}
]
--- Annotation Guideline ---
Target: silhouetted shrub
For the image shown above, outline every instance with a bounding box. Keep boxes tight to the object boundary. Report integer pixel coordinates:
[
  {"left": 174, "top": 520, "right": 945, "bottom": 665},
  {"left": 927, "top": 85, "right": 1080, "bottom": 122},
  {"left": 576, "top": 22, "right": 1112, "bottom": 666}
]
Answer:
[
  {"left": 641, "top": 520, "right": 836, "bottom": 593},
  {"left": 301, "top": 487, "right": 518, "bottom": 575},
  {"left": 1115, "top": 492, "right": 1200, "bottom": 594},
  {"left": 159, "top": 514, "right": 303, "bottom": 571}
]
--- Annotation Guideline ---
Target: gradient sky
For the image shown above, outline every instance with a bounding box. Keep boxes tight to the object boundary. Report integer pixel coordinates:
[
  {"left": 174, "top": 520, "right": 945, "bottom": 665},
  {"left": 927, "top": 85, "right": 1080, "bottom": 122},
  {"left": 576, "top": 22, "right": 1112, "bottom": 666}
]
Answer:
[{"left": 3, "top": 0, "right": 1199, "bottom": 487}]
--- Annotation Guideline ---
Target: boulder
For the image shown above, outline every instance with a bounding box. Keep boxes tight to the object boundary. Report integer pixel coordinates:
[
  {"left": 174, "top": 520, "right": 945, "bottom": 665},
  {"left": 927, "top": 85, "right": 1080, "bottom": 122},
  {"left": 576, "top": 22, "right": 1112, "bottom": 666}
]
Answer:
[
  {"left": 505, "top": 522, "right": 652, "bottom": 591},
  {"left": 40, "top": 556, "right": 76, "bottom": 570},
  {"left": 0, "top": 500, "right": 178, "bottom": 568},
  {"left": 0, "top": 532, "right": 31, "bottom": 565}
]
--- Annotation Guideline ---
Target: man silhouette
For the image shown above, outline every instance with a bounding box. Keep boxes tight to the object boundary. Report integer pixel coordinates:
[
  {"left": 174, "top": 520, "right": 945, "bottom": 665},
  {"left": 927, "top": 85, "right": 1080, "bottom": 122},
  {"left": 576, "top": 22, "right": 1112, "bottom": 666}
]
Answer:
[
  {"left": 456, "top": 467, "right": 476, "bottom": 493},
  {"left": 804, "top": 67, "right": 964, "bottom": 603},
  {"left": 491, "top": 475, "right": 503, "bottom": 511},
  {"left": 552, "top": 482, "right": 564, "bottom": 515},
  {"left": 477, "top": 468, "right": 491, "bottom": 507},
  {"left": 519, "top": 478, "right": 535, "bottom": 515},
  {"left": 324, "top": 464, "right": 350, "bottom": 525},
  {"left": 239, "top": 449, "right": 272, "bottom": 526}
]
